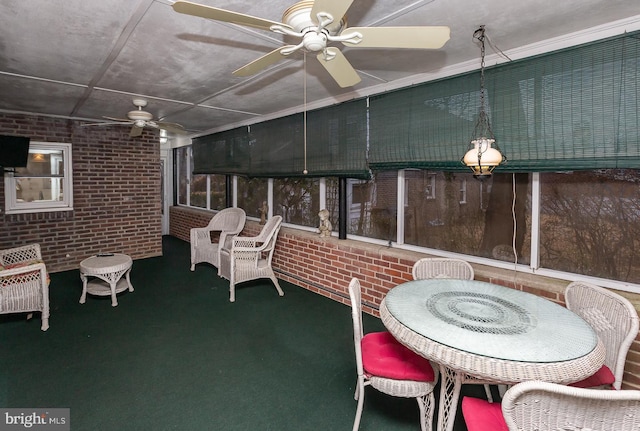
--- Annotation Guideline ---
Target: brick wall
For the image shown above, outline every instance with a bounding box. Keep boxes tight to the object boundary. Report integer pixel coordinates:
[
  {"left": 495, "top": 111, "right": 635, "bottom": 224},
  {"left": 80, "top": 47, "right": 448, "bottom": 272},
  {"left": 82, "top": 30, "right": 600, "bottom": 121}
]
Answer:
[
  {"left": 0, "top": 113, "right": 162, "bottom": 271},
  {"left": 171, "top": 205, "right": 640, "bottom": 390}
]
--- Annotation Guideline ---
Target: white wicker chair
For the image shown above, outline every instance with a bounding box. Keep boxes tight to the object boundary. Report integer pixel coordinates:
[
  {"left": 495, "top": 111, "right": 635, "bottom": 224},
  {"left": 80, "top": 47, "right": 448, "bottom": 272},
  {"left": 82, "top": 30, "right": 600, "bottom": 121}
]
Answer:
[
  {"left": 565, "top": 280, "right": 640, "bottom": 390},
  {"left": 190, "top": 207, "right": 246, "bottom": 272},
  {"left": 412, "top": 258, "right": 495, "bottom": 402},
  {"left": 0, "top": 244, "right": 49, "bottom": 331},
  {"left": 218, "top": 215, "right": 284, "bottom": 302},
  {"left": 348, "top": 277, "right": 438, "bottom": 431},
  {"left": 412, "top": 257, "right": 474, "bottom": 280},
  {"left": 462, "top": 380, "right": 640, "bottom": 431}
]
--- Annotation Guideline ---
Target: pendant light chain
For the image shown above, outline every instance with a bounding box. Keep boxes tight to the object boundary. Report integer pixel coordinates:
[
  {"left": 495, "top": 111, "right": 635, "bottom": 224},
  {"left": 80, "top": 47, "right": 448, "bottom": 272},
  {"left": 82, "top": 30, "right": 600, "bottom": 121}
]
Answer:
[
  {"left": 474, "top": 25, "right": 492, "bottom": 139},
  {"left": 303, "top": 51, "right": 308, "bottom": 175}
]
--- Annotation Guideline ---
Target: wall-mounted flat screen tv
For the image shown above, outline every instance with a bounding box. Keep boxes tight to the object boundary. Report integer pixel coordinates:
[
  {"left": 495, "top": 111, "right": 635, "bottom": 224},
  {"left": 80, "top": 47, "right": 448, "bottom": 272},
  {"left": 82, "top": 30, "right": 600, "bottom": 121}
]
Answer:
[{"left": 0, "top": 135, "right": 31, "bottom": 168}]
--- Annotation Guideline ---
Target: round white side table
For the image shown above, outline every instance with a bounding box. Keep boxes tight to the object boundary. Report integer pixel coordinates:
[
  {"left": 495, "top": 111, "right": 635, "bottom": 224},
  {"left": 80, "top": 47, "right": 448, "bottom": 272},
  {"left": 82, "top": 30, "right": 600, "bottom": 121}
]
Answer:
[{"left": 79, "top": 254, "right": 134, "bottom": 307}]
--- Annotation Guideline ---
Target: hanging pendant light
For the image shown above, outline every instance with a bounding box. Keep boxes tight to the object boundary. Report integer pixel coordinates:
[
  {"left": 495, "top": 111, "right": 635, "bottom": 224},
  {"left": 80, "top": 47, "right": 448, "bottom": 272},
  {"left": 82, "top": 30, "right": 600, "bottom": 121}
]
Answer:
[{"left": 462, "top": 25, "right": 505, "bottom": 180}]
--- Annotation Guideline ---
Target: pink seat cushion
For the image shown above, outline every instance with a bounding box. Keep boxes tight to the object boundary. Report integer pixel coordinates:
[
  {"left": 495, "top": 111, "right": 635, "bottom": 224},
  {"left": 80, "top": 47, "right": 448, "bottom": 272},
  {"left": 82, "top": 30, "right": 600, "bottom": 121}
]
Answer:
[
  {"left": 569, "top": 365, "right": 615, "bottom": 388},
  {"left": 461, "top": 397, "right": 508, "bottom": 431},
  {"left": 361, "top": 331, "right": 435, "bottom": 381}
]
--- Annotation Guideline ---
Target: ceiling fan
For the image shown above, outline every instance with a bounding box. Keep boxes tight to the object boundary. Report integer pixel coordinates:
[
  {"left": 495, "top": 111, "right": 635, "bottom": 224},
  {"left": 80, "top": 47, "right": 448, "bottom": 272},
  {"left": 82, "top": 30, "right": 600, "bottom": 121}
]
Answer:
[
  {"left": 172, "top": 0, "right": 450, "bottom": 88},
  {"left": 82, "top": 99, "right": 187, "bottom": 137}
]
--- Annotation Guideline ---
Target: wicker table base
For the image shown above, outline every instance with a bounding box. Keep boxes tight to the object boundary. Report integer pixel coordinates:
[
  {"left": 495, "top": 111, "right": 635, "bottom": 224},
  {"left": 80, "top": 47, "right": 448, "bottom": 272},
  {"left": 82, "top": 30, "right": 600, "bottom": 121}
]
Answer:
[{"left": 79, "top": 254, "right": 134, "bottom": 307}]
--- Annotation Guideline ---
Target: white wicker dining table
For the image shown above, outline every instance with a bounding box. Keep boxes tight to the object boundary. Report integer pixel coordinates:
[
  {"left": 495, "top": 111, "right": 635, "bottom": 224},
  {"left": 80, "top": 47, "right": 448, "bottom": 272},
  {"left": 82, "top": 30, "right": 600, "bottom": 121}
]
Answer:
[{"left": 379, "top": 279, "right": 606, "bottom": 431}]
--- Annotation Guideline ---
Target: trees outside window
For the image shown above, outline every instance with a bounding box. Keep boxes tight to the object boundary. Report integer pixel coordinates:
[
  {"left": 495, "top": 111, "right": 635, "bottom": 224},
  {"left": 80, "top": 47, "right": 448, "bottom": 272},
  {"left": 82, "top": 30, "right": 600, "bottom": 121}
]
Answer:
[
  {"left": 237, "top": 177, "right": 268, "bottom": 218},
  {"left": 540, "top": 170, "right": 640, "bottom": 283},
  {"left": 273, "top": 178, "right": 319, "bottom": 227}
]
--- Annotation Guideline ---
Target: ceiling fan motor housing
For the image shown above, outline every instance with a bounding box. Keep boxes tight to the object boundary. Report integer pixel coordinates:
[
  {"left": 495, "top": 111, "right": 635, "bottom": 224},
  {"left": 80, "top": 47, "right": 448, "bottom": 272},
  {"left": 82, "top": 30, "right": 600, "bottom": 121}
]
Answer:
[
  {"left": 127, "top": 110, "right": 153, "bottom": 122},
  {"left": 282, "top": 0, "right": 345, "bottom": 35}
]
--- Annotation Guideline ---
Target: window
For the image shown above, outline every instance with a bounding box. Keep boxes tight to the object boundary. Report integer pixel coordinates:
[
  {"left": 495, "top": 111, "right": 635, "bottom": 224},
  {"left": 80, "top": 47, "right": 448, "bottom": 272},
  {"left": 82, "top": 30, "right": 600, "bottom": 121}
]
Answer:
[
  {"left": 190, "top": 173, "right": 207, "bottom": 209},
  {"left": 208, "top": 174, "right": 227, "bottom": 211},
  {"left": 539, "top": 169, "right": 640, "bottom": 284},
  {"left": 176, "top": 147, "right": 228, "bottom": 211},
  {"left": 347, "top": 172, "right": 398, "bottom": 242},
  {"left": 174, "top": 142, "right": 640, "bottom": 292},
  {"left": 273, "top": 178, "right": 319, "bottom": 227},
  {"left": 176, "top": 146, "right": 188, "bottom": 205},
  {"left": 237, "top": 177, "right": 268, "bottom": 218},
  {"left": 404, "top": 171, "right": 531, "bottom": 262},
  {"left": 4, "top": 142, "right": 73, "bottom": 214}
]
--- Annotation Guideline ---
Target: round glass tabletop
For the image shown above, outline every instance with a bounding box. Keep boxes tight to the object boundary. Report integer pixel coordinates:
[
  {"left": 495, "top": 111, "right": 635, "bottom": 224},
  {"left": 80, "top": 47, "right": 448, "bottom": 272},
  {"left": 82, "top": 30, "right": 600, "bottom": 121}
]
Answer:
[{"left": 385, "top": 279, "right": 597, "bottom": 363}]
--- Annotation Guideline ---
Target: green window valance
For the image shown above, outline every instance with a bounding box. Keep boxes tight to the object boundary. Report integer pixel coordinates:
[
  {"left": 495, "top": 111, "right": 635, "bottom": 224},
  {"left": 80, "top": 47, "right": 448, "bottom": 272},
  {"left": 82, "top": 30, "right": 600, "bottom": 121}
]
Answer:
[
  {"left": 192, "top": 126, "right": 251, "bottom": 176},
  {"left": 369, "top": 31, "right": 640, "bottom": 172},
  {"left": 194, "top": 30, "right": 640, "bottom": 176},
  {"left": 193, "top": 99, "right": 369, "bottom": 178}
]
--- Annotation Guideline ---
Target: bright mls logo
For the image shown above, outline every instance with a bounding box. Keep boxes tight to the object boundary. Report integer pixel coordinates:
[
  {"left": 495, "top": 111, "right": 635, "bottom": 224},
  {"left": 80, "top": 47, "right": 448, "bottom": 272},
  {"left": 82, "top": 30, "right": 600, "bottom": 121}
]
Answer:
[{"left": 0, "top": 409, "right": 69, "bottom": 430}]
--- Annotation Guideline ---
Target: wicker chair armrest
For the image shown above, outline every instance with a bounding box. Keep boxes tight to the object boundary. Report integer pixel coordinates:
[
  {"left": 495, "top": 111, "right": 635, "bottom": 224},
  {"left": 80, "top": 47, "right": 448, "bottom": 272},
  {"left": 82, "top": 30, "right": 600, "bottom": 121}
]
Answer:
[
  {"left": 0, "top": 262, "right": 49, "bottom": 288},
  {"left": 219, "top": 231, "right": 238, "bottom": 250},
  {"left": 232, "top": 237, "right": 260, "bottom": 249},
  {"left": 1, "top": 261, "right": 45, "bottom": 276},
  {"left": 190, "top": 227, "right": 217, "bottom": 243},
  {"left": 0, "top": 244, "right": 42, "bottom": 266},
  {"left": 231, "top": 245, "right": 265, "bottom": 253}
]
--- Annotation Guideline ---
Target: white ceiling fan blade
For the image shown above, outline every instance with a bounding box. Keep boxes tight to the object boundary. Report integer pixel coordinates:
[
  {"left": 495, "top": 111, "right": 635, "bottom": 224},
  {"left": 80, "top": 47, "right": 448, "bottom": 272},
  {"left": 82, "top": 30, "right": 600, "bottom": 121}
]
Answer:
[
  {"left": 311, "top": 0, "right": 355, "bottom": 26},
  {"left": 172, "top": 0, "right": 292, "bottom": 32},
  {"left": 102, "top": 116, "right": 132, "bottom": 123},
  {"left": 130, "top": 125, "right": 144, "bottom": 138},
  {"left": 316, "top": 48, "right": 361, "bottom": 88},
  {"left": 81, "top": 121, "right": 129, "bottom": 127},
  {"left": 341, "top": 26, "right": 450, "bottom": 49},
  {"left": 233, "top": 45, "right": 298, "bottom": 77},
  {"left": 157, "top": 122, "right": 188, "bottom": 135}
]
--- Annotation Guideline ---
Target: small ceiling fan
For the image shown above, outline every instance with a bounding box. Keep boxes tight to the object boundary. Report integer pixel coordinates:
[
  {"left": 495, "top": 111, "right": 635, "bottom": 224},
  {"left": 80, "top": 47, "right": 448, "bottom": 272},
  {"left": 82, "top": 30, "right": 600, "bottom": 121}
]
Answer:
[
  {"left": 172, "top": 0, "right": 450, "bottom": 88},
  {"left": 82, "top": 99, "right": 187, "bottom": 137}
]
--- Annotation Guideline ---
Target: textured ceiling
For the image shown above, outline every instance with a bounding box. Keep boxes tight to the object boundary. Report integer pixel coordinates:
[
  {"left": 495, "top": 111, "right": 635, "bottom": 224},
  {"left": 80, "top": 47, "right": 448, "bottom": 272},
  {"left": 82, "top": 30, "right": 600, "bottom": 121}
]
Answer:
[{"left": 1, "top": 0, "right": 639, "bottom": 139}]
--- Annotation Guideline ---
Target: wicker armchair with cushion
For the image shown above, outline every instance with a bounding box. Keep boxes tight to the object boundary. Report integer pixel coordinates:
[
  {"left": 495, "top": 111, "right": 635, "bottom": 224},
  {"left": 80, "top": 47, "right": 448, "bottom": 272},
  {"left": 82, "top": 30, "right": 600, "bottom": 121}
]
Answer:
[
  {"left": 218, "top": 215, "right": 284, "bottom": 302},
  {"left": 565, "top": 280, "right": 640, "bottom": 390},
  {"left": 0, "top": 243, "right": 50, "bottom": 331},
  {"left": 462, "top": 380, "right": 640, "bottom": 431},
  {"left": 348, "top": 277, "right": 438, "bottom": 431},
  {"left": 190, "top": 207, "right": 246, "bottom": 272}
]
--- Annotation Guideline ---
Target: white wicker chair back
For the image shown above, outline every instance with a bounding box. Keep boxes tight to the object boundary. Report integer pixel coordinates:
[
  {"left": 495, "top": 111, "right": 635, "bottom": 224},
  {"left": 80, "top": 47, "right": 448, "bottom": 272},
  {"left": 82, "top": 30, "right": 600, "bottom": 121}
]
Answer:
[
  {"left": 565, "top": 280, "right": 640, "bottom": 390},
  {"left": 502, "top": 380, "right": 640, "bottom": 430},
  {"left": 412, "top": 258, "right": 474, "bottom": 280},
  {"left": 190, "top": 207, "right": 246, "bottom": 271}
]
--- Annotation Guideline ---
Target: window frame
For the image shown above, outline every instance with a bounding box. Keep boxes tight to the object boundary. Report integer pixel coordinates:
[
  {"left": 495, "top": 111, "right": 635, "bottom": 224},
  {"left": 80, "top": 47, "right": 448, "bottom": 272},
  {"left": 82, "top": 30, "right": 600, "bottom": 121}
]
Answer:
[
  {"left": 4, "top": 141, "right": 73, "bottom": 214},
  {"left": 459, "top": 178, "right": 467, "bottom": 204},
  {"left": 174, "top": 145, "right": 640, "bottom": 294}
]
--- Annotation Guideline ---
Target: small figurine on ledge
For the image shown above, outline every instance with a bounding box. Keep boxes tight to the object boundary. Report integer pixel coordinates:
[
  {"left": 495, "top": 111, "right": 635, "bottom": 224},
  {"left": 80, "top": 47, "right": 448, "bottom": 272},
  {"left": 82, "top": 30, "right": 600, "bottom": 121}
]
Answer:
[
  {"left": 318, "top": 209, "right": 332, "bottom": 238},
  {"left": 259, "top": 201, "right": 268, "bottom": 225}
]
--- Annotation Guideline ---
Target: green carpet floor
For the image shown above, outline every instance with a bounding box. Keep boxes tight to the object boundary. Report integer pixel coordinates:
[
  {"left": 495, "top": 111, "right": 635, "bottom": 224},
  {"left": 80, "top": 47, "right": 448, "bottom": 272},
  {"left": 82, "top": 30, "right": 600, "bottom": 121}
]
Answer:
[{"left": 0, "top": 236, "right": 482, "bottom": 430}]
